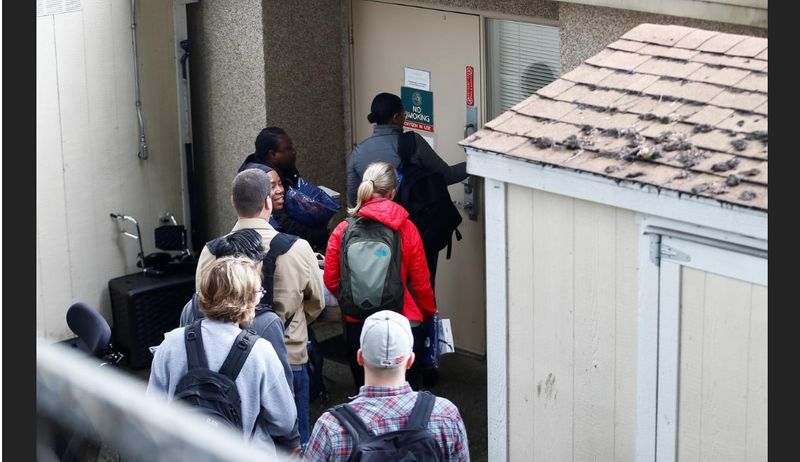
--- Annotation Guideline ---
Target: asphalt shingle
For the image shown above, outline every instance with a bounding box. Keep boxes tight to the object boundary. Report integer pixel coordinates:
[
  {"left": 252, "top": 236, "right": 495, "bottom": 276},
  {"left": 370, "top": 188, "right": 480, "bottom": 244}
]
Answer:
[{"left": 460, "top": 24, "right": 768, "bottom": 211}]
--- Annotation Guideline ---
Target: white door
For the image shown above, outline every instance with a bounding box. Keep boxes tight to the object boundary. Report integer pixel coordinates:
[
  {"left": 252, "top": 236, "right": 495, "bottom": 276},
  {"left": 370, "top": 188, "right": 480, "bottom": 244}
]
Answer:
[
  {"left": 351, "top": 0, "right": 486, "bottom": 354},
  {"left": 653, "top": 235, "right": 767, "bottom": 462}
]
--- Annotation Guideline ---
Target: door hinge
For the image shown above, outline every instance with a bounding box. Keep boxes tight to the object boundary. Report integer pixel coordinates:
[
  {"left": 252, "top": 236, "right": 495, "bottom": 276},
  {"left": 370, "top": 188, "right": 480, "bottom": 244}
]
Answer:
[
  {"left": 660, "top": 245, "right": 690, "bottom": 263},
  {"left": 648, "top": 233, "right": 691, "bottom": 266},
  {"left": 349, "top": 26, "right": 354, "bottom": 45}
]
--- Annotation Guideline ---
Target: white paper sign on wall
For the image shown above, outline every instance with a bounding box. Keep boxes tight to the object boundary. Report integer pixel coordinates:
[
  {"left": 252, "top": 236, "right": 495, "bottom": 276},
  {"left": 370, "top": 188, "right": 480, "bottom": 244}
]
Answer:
[{"left": 404, "top": 67, "right": 430, "bottom": 91}]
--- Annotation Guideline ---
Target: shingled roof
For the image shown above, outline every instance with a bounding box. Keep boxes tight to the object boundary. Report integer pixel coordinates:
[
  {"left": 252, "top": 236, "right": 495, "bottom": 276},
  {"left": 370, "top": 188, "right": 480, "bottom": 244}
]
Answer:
[{"left": 461, "top": 24, "right": 767, "bottom": 211}]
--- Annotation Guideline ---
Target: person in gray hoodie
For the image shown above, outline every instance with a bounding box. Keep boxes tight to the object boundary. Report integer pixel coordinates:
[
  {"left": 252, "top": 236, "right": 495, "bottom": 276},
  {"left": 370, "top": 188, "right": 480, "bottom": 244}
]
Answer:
[
  {"left": 147, "top": 256, "right": 297, "bottom": 458},
  {"left": 177, "top": 228, "right": 300, "bottom": 452},
  {"left": 346, "top": 92, "right": 468, "bottom": 208}
]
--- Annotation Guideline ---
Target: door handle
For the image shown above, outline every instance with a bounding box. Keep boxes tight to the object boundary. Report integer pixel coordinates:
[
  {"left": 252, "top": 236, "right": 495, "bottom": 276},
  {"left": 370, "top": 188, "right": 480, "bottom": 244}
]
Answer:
[
  {"left": 462, "top": 176, "right": 479, "bottom": 221},
  {"left": 464, "top": 123, "right": 476, "bottom": 138},
  {"left": 464, "top": 106, "right": 478, "bottom": 139}
]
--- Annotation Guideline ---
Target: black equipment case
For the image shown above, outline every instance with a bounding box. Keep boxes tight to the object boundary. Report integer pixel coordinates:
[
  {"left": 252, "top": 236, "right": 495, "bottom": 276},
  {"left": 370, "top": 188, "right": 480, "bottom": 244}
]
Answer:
[{"left": 109, "top": 272, "right": 195, "bottom": 369}]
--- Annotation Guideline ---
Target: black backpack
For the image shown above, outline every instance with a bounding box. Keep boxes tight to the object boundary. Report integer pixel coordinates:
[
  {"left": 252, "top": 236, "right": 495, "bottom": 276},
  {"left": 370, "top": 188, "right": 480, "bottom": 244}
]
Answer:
[
  {"left": 328, "top": 391, "right": 443, "bottom": 462},
  {"left": 337, "top": 216, "right": 405, "bottom": 320},
  {"left": 203, "top": 231, "right": 298, "bottom": 322},
  {"left": 396, "top": 132, "right": 462, "bottom": 259},
  {"left": 173, "top": 320, "right": 259, "bottom": 431}
]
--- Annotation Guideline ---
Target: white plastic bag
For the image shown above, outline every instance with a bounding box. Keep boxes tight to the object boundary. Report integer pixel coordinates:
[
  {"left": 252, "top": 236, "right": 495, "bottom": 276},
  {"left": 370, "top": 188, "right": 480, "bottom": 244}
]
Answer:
[{"left": 437, "top": 318, "right": 455, "bottom": 356}]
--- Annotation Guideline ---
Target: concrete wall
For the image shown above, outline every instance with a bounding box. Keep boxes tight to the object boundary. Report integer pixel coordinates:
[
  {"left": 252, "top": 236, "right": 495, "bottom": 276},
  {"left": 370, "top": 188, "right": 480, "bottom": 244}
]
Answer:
[
  {"left": 36, "top": 0, "right": 183, "bottom": 340},
  {"left": 187, "top": 1, "right": 348, "bottom": 241},
  {"left": 187, "top": 0, "right": 268, "bottom": 241},
  {"left": 505, "top": 186, "right": 639, "bottom": 461},
  {"left": 412, "top": 0, "right": 558, "bottom": 20},
  {"left": 263, "top": 0, "right": 348, "bottom": 201},
  {"left": 558, "top": 0, "right": 767, "bottom": 28}
]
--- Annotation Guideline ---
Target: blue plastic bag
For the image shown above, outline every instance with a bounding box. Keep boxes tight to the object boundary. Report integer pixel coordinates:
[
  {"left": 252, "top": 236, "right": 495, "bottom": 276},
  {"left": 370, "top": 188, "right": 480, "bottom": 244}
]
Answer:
[
  {"left": 420, "top": 312, "right": 440, "bottom": 368},
  {"left": 284, "top": 178, "right": 340, "bottom": 227}
]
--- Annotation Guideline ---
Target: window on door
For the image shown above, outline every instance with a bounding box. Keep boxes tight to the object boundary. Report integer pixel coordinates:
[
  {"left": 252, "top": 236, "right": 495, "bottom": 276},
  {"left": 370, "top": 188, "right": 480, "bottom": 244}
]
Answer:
[{"left": 486, "top": 19, "right": 560, "bottom": 119}]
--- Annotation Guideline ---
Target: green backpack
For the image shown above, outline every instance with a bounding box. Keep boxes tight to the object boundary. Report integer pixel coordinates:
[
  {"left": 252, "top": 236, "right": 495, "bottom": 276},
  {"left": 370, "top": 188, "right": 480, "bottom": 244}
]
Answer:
[{"left": 337, "top": 217, "right": 405, "bottom": 320}]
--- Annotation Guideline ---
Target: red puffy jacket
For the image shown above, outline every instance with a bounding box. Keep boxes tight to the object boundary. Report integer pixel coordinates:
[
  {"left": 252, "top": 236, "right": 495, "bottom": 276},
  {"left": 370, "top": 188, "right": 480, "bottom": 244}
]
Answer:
[{"left": 324, "top": 197, "right": 436, "bottom": 324}]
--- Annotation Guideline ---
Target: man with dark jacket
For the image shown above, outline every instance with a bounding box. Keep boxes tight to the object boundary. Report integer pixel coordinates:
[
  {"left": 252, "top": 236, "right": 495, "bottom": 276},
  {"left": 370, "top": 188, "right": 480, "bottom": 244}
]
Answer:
[
  {"left": 347, "top": 93, "right": 468, "bottom": 290},
  {"left": 239, "top": 127, "right": 329, "bottom": 251}
]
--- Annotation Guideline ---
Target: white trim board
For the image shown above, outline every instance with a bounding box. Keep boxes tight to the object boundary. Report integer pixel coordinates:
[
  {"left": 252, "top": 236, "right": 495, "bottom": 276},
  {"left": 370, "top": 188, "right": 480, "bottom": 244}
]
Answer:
[
  {"left": 635, "top": 227, "right": 660, "bottom": 462},
  {"left": 484, "top": 178, "right": 508, "bottom": 462},
  {"left": 660, "top": 235, "right": 767, "bottom": 286},
  {"left": 655, "top": 258, "right": 681, "bottom": 462},
  {"left": 638, "top": 215, "right": 767, "bottom": 253},
  {"left": 466, "top": 149, "right": 767, "bottom": 241}
]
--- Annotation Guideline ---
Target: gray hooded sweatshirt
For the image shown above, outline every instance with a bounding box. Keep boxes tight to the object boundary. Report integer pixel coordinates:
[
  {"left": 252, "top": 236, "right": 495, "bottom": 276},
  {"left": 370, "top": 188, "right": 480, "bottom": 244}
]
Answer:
[{"left": 146, "top": 319, "right": 297, "bottom": 457}]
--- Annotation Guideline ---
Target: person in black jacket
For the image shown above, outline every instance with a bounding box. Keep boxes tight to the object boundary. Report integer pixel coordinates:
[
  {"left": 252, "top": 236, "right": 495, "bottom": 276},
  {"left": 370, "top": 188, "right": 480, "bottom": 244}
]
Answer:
[
  {"left": 239, "top": 127, "right": 329, "bottom": 251},
  {"left": 347, "top": 93, "right": 468, "bottom": 286}
]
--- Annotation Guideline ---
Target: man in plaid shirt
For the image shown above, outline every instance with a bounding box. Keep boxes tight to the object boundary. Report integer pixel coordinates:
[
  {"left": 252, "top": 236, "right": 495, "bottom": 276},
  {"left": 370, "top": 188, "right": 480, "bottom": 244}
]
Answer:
[{"left": 304, "top": 311, "right": 469, "bottom": 461}]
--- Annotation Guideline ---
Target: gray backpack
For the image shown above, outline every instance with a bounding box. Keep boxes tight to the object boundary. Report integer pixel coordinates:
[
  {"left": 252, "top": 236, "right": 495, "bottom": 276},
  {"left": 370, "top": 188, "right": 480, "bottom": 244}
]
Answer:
[{"left": 337, "top": 217, "right": 404, "bottom": 320}]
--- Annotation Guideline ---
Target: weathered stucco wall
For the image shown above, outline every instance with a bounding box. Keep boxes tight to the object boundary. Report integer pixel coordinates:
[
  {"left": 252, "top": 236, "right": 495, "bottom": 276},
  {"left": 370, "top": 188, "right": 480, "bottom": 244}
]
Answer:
[
  {"left": 188, "top": 0, "right": 348, "bottom": 241},
  {"left": 187, "top": 0, "right": 267, "bottom": 241},
  {"left": 416, "top": 0, "right": 558, "bottom": 19},
  {"left": 263, "top": 0, "right": 348, "bottom": 201},
  {"left": 559, "top": 2, "right": 767, "bottom": 73}
]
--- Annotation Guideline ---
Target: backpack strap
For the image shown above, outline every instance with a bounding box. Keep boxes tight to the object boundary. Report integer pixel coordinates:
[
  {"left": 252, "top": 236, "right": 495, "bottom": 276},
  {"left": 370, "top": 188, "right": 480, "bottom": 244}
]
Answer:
[
  {"left": 256, "top": 232, "right": 299, "bottom": 316},
  {"left": 397, "top": 130, "right": 417, "bottom": 164},
  {"left": 218, "top": 328, "right": 260, "bottom": 381},
  {"left": 406, "top": 391, "right": 436, "bottom": 431},
  {"left": 444, "top": 228, "right": 463, "bottom": 260},
  {"left": 190, "top": 292, "right": 203, "bottom": 320},
  {"left": 328, "top": 404, "right": 375, "bottom": 446},
  {"left": 184, "top": 319, "right": 208, "bottom": 370},
  {"left": 338, "top": 217, "right": 359, "bottom": 251}
]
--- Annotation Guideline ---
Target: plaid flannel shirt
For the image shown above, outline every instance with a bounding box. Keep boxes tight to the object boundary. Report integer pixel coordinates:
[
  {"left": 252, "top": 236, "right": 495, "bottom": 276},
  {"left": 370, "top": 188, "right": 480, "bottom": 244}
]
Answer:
[{"left": 303, "top": 383, "right": 469, "bottom": 461}]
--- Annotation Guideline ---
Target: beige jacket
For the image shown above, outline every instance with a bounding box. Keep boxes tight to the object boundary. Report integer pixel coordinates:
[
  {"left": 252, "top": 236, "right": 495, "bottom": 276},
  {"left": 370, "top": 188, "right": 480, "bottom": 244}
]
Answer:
[{"left": 196, "top": 218, "right": 324, "bottom": 365}]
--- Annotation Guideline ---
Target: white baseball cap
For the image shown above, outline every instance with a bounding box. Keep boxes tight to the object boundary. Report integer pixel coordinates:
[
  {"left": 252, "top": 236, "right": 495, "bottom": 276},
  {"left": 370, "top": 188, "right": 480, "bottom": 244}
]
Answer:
[{"left": 359, "top": 310, "right": 414, "bottom": 369}]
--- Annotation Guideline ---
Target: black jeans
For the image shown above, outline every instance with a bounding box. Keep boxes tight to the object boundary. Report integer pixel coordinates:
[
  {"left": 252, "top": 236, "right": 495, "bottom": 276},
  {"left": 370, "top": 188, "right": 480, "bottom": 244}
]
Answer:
[{"left": 344, "top": 320, "right": 426, "bottom": 394}]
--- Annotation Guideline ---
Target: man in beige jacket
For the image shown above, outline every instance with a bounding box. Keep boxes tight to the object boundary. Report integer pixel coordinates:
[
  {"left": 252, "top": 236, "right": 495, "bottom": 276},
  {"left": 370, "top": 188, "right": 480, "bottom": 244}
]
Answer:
[{"left": 196, "top": 168, "right": 324, "bottom": 447}]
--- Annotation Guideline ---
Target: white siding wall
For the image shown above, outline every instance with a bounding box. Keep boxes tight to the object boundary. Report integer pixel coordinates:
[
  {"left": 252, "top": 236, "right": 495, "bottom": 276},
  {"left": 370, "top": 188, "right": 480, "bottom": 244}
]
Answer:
[
  {"left": 37, "top": 0, "right": 182, "bottom": 341},
  {"left": 677, "top": 268, "right": 767, "bottom": 462},
  {"left": 507, "top": 185, "right": 639, "bottom": 461}
]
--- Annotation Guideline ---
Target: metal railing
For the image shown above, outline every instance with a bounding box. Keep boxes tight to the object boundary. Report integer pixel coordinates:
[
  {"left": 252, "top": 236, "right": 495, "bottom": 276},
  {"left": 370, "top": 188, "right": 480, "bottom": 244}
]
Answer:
[{"left": 37, "top": 340, "right": 288, "bottom": 461}]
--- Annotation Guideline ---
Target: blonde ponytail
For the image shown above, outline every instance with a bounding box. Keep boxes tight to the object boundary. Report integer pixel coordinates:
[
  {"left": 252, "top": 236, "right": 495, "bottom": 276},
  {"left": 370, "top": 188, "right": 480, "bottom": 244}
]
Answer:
[{"left": 348, "top": 161, "right": 398, "bottom": 215}]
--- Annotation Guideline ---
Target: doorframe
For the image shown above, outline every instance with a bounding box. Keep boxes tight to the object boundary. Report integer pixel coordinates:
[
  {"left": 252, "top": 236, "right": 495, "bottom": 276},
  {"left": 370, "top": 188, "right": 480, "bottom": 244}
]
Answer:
[
  {"left": 172, "top": 0, "right": 198, "bottom": 251},
  {"left": 347, "top": 0, "right": 558, "bottom": 148},
  {"left": 347, "top": 0, "right": 488, "bottom": 149},
  {"left": 635, "top": 214, "right": 767, "bottom": 462}
]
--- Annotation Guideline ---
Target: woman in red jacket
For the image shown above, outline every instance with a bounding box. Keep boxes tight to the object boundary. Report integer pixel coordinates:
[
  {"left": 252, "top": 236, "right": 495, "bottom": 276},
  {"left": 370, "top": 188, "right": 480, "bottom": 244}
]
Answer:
[{"left": 324, "top": 161, "right": 436, "bottom": 392}]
